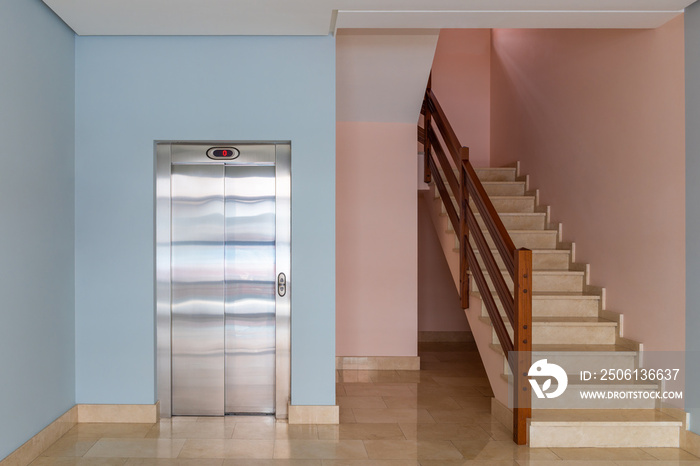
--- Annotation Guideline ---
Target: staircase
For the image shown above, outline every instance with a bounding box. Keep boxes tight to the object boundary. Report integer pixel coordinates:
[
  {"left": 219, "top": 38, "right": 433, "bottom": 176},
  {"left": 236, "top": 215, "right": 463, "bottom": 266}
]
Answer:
[{"left": 422, "top": 162, "right": 685, "bottom": 447}]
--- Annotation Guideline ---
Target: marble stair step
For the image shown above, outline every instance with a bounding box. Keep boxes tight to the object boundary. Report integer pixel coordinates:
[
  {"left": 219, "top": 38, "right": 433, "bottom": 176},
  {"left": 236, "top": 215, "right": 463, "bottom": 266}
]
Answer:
[
  {"left": 490, "top": 343, "right": 640, "bottom": 374},
  {"left": 481, "top": 181, "right": 526, "bottom": 196},
  {"left": 477, "top": 292, "right": 600, "bottom": 318},
  {"left": 482, "top": 316, "right": 617, "bottom": 346},
  {"left": 455, "top": 229, "right": 558, "bottom": 250},
  {"left": 475, "top": 167, "right": 517, "bottom": 182},
  {"left": 470, "top": 269, "right": 585, "bottom": 293},
  {"left": 439, "top": 195, "right": 536, "bottom": 214},
  {"left": 465, "top": 248, "right": 571, "bottom": 271},
  {"left": 528, "top": 409, "right": 681, "bottom": 447}
]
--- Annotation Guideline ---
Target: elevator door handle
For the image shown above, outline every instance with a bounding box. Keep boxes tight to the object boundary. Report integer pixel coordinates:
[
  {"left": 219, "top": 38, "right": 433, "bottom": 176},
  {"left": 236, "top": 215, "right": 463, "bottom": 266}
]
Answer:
[{"left": 277, "top": 273, "right": 287, "bottom": 297}]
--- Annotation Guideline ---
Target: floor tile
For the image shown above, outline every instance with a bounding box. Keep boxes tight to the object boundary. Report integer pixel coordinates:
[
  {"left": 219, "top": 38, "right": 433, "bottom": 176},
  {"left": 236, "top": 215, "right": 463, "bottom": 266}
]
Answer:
[
  {"left": 30, "top": 458, "right": 128, "bottom": 466},
  {"left": 428, "top": 409, "right": 493, "bottom": 424},
  {"left": 230, "top": 423, "right": 276, "bottom": 440},
  {"left": 451, "top": 440, "right": 559, "bottom": 462},
  {"left": 337, "top": 397, "right": 387, "bottom": 409},
  {"left": 548, "top": 448, "right": 658, "bottom": 461},
  {"left": 274, "top": 424, "right": 319, "bottom": 440},
  {"left": 420, "top": 460, "right": 517, "bottom": 466},
  {"left": 398, "top": 423, "right": 491, "bottom": 441},
  {"left": 83, "top": 439, "right": 186, "bottom": 459},
  {"left": 363, "top": 440, "right": 463, "bottom": 460},
  {"left": 640, "top": 447, "right": 700, "bottom": 460},
  {"left": 614, "top": 461, "right": 700, "bottom": 466},
  {"left": 317, "top": 424, "right": 406, "bottom": 441},
  {"left": 41, "top": 439, "right": 98, "bottom": 457},
  {"left": 178, "top": 440, "right": 274, "bottom": 459},
  {"left": 146, "top": 421, "right": 234, "bottom": 439},
  {"left": 339, "top": 408, "right": 356, "bottom": 424},
  {"left": 222, "top": 461, "right": 321, "bottom": 466},
  {"left": 322, "top": 461, "right": 419, "bottom": 466},
  {"left": 351, "top": 408, "right": 435, "bottom": 424},
  {"left": 516, "top": 461, "right": 618, "bottom": 466},
  {"left": 273, "top": 440, "right": 368, "bottom": 460},
  {"left": 125, "top": 459, "right": 223, "bottom": 466},
  {"left": 382, "top": 395, "right": 460, "bottom": 410},
  {"left": 343, "top": 384, "right": 416, "bottom": 397}
]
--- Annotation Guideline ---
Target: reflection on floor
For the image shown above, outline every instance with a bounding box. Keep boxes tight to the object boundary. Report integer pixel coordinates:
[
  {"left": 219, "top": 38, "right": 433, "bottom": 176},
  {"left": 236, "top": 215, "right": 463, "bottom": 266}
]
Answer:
[{"left": 31, "top": 342, "right": 700, "bottom": 465}]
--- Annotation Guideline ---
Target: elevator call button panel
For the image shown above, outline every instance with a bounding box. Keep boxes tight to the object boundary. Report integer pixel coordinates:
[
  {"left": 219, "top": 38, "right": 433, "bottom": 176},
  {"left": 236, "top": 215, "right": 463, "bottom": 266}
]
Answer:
[{"left": 207, "top": 147, "right": 240, "bottom": 160}]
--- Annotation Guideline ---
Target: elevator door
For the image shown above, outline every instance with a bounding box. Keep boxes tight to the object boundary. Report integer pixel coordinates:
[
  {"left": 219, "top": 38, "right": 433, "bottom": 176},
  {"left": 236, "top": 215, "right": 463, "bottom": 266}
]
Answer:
[{"left": 168, "top": 144, "right": 282, "bottom": 417}]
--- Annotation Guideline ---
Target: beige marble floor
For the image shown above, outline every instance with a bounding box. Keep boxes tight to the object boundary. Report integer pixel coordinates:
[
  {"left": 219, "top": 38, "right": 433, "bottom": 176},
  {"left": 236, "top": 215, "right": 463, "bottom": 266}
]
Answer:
[{"left": 32, "top": 342, "right": 700, "bottom": 466}]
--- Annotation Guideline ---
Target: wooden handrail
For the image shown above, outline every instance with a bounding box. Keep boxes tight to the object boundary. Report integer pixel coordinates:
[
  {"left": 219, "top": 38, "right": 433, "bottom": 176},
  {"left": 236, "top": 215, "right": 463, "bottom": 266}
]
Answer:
[{"left": 418, "top": 76, "right": 533, "bottom": 445}]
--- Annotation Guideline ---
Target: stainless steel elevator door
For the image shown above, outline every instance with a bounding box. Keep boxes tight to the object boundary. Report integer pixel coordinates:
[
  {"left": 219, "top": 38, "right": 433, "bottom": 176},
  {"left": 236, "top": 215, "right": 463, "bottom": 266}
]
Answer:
[
  {"left": 170, "top": 161, "right": 277, "bottom": 416},
  {"left": 224, "top": 166, "right": 276, "bottom": 414},
  {"left": 171, "top": 164, "right": 226, "bottom": 416}
]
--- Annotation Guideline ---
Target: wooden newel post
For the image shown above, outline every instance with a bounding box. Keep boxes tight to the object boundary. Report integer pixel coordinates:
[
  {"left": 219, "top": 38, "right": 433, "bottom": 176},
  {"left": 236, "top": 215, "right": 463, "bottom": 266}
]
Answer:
[
  {"left": 423, "top": 73, "right": 432, "bottom": 184},
  {"left": 459, "top": 146, "right": 470, "bottom": 309},
  {"left": 513, "top": 248, "right": 533, "bottom": 445}
]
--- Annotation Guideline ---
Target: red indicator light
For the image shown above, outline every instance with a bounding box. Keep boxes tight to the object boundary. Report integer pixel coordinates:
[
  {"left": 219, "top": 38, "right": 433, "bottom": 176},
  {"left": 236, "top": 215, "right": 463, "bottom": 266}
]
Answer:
[{"left": 207, "top": 147, "right": 239, "bottom": 160}]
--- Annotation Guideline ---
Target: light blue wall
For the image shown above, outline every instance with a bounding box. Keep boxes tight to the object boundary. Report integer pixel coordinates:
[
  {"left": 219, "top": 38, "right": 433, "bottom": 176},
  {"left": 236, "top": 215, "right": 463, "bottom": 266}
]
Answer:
[
  {"left": 0, "top": 0, "right": 75, "bottom": 459},
  {"left": 686, "top": 2, "right": 700, "bottom": 434},
  {"left": 75, "top": 35, "right": 336, "bottom": 405}
]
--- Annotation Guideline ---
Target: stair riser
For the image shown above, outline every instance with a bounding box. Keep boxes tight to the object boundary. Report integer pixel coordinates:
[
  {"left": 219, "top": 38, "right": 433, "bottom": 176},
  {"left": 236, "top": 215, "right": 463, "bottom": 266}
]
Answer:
[
  {"left": 470, "top": 198, "right": 535, "bottom": 213},
  {"left": 528, "top": 424, "right": 679, "bottom": 448},
  {"left": 459, "top": 232, "right": 557, "bottom": 250},
  {"left": 478, "top": 214, "right": 545, "bottom": 230},
  {"left": 481, "top": 298, "right": 600, "bottom": 319},
  {"left": 475, "top": 168, "right": 517, "bottom": 182},
  {"left": 471, "top": 273, "right": 584, "bottom": 293},
  {"left": 473, "top": 251, "right": 570, "bottom": 271},
  {"left": 447, "top": 213, "right": 546, "bottom": 232},
  {"left": 529, "top": 386, "right": 658, "bottom": 410},
  {"left": 491, "top": 325, "right": 616, "bottom": 346},
  {"left": 482, "top": 183, "right": 526, "bottom": 196},
  {"left": 440, "top": 196, "right": 536, "bottom": 215},
  {"left": 481, "top": 298, "right": 599, "bottom": 317}
]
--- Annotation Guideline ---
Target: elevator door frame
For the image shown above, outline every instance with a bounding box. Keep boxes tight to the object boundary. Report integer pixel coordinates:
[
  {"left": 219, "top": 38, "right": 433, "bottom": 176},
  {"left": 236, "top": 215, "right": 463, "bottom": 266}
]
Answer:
[{"left": 155, "top": 141, "right": 291, "bottom": 419}]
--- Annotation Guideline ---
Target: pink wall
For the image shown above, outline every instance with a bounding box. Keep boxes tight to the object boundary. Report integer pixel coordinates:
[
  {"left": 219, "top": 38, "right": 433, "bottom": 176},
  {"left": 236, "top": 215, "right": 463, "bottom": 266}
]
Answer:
[
  {"left": 336, "top": 121, "right": 418, "bottom": 357},
  {"left": 417, "top": 192, "right": 470, "bottom": 332},
  {"left": 490, "top": 18, "right": 686, "bottom": 351},
  {"left": 430, "top": 29, "right": 492, "bottom": 168}
]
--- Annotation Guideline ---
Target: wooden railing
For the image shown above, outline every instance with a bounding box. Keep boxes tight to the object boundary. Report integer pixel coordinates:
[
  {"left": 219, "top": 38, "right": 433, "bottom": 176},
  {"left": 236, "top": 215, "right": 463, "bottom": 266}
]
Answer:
[{"left": 418, "top": 76, "right": 533, "bottom": 445}]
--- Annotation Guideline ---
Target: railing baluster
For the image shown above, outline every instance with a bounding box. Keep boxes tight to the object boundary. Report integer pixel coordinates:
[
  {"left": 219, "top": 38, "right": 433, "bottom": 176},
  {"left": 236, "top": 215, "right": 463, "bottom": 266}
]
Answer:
[{"left": 459, "top": 150, "right": 470, "bottom": 309}]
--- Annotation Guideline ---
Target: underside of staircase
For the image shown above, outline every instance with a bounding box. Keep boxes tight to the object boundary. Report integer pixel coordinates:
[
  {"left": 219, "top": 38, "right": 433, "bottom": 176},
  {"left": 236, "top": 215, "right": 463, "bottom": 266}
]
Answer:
[{"left": 422, "top": 162, "right": 685, "bottom": 448}]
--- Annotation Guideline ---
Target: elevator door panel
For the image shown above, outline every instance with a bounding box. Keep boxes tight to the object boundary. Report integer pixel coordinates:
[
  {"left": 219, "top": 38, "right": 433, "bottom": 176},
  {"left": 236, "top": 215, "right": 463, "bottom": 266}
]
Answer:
[
  {"left": 171, "top": 164, "right": 225, "bottom": 416},
  {"left": 224, "top": 166, "right": 276, "bottom": 414}
]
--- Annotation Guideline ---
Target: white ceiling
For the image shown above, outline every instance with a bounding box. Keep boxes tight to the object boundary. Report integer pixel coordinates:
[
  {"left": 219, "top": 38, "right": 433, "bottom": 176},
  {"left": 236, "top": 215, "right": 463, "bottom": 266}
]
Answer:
[{"left": 42, "top": 0, "right": 695, "bottom": 36}]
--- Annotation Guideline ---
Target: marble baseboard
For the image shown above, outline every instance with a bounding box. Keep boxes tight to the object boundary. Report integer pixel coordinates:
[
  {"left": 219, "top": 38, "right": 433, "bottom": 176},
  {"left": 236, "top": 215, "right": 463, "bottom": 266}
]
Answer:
[
  {"left": 78, "top": 402, "right": 160, "bottom": 423},
  {"left": 0, "top": 406, "right": 77, "bottom": 466},
  {"left": 288, "top": 404, "right": 339, "bottom": 424},
  {"left": 418, "top": 331, "right": 474, "bottom": 343},
  {"left": 335, "top": 356, "right": 420, "bottom": 370}
]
